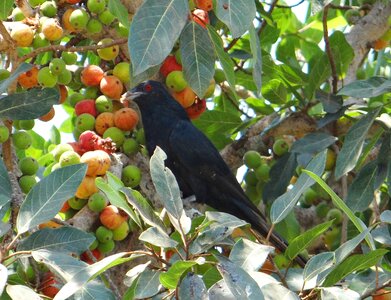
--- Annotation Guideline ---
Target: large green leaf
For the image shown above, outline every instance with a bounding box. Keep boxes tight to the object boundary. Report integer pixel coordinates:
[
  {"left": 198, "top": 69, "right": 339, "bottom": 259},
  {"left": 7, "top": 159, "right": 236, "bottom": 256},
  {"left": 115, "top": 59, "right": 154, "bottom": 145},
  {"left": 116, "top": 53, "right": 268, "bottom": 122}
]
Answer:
[
  {"left": 0, "top": 87, "right": 59, "bottom": 120},
  {"left": 329, "top": 31, "right": 354, "bottom": 77},
  {"left": 207, "top": 26, "right": 236, "bottom": 95},
  {"left": 180, "top": 21, "right": 215, "bottom": 97},
  {"left": 285, "top": 220, "right": 333, "bottom": 261},
  {"left": 134, "top": 269, "right": 161, "bottom": 299},
  {"left": 129, "top": 0, "right": 188, "bottom": 75},
  {"left": 0, "top": 264, "right": 6, "bottom": 296},
  {"left": 345, "top": 161, "right": 377, "bottom": 212},
  {"left": 0, "top": 0, "right": 13, "bottom": 20},
  {"left": 215, "top": 0, "right": 256, "bottom": 38},
  {"left": 270, "top": 150, "right": 326, "bottom": 223},
  {"left": 160, "top": 261, "right": 197, "bottom": 289},
  {"left": 108, "top": 0, "right": 129, "bottom": 27},
  {"left": 263, "top": 152, "right": 297, "bottom": 203},
  {"left": 249, "top": 24, "right": 262, "bottom": 94},
  {"left": 121, "top": 188, "right": 165, "bottom": 231},
  {"left": 323, "top": 249, "right": 388, "bottom": 287},
  {"left": 305, "top": 54, "right": 331, "bottom": 100},
  {"left": 96, "top": 173, "right": 141, "bottom": 227},
  {"left": 338, "top": 77, "right": 391, "bottom": 98},
  {"left": 0, "top": 63, "right": 32, "bottom": 94},
  {"left": 18, "top": 227, "right": 95, "bottom": 254},
  {"left": 6, "top": 285, "right": 41, "bottom": 300},
  {"left": 302, "top": 170, "right": 375, "bottom": 250},
  {"left": 334, "top": 107, "right": 381, "bottom": 179},
  {"left": 290, "top": 132, "right": 337, "bottom": 154},
  {"left": 215, "top": 255, "right": 264, "bottom": 300},
  {"left": 150, "top": 147, "right": 191, "bottom": 234},
  {"left": 16, "top": 164, "right": 87, "bottom": 234},
  {"left": 32, "top": 250, "right": 116, "bottom": 300},
  {"left": 179, "top": 273, "right": 208, "bottom": 300},
  {"left": 0, "top": 158, "right": 11, "bottom": 209},
  {"left": 139, "top": 227, "right": 178, "bottom": 248},
  {"left": 303, "top": 252, "right": 335, "bottom": 282},
  {"left": 53, "top": 252, "right": 131, "bottom": 300},
  {"left": 193, "top": 110, "right": 242, "bottom": 136},
  {"left": 229, "top": 239, "right": 274, "bottom": 272}
]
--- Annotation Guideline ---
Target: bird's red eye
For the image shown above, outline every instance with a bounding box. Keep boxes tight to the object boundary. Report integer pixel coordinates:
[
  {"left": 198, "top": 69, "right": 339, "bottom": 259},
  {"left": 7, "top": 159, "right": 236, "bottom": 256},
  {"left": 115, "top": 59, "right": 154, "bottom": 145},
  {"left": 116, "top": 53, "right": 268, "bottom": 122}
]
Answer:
[{"left": 144, "top": 83, "right": 153, "bottom": 92}]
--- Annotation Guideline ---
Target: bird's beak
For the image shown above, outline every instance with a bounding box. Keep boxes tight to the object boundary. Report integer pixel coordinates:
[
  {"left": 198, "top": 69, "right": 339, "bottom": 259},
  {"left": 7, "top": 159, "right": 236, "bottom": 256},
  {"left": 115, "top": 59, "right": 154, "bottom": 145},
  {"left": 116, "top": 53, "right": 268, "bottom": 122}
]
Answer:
[{"left": 120, "top": 90, "right": 143, "bottom": 107}]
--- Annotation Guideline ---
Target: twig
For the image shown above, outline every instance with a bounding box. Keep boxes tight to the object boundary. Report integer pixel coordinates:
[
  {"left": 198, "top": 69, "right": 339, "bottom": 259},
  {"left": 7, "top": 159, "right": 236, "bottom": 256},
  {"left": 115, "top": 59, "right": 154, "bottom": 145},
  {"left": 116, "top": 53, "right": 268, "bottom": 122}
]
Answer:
[
  {"left": 322, "top": 5, "right": 338, "bottom": 94},
  {"left": 269, "top": 0, "right": 305, "bottom": 9},
  {"left": 18, "top": 38, "right": 128, "bottom": 63}
]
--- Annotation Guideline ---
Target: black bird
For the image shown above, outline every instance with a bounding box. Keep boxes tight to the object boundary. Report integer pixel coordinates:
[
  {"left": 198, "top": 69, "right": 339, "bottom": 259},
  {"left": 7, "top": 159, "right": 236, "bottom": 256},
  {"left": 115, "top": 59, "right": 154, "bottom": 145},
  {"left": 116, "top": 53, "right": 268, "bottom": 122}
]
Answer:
[{"left": 124, "top": 80, "right": 302, "bottom": 265}]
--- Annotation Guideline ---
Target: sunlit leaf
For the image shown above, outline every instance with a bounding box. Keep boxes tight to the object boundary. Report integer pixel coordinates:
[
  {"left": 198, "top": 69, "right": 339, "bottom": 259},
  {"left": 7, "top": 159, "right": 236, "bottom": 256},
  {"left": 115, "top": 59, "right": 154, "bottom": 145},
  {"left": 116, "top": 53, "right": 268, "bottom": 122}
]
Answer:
[
  {"left": 180, "top": 21, "right": 215, "bottom": 97},
  {"left": 0, "top": 88, "right": 59, "bottom": 120},
  {"left": 129, "top": 0, "right": 188, "bottom": 75},
  {"left": 17, "top": 164, "right": 87, "bottom": 234}
]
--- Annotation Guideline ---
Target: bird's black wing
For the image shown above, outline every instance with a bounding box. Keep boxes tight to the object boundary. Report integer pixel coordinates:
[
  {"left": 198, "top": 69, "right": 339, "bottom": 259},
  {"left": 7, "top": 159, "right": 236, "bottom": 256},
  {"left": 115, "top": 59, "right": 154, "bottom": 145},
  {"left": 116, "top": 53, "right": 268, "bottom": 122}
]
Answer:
[{"left": 167, "top": 119, "right": 267, "bottom": 225}]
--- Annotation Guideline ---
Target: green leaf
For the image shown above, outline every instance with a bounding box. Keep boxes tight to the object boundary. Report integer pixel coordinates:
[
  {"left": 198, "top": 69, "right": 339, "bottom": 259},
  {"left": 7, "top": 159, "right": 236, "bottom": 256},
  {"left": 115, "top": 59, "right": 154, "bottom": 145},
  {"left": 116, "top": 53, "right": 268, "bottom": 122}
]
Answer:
[
  {"left": 215, "top": 0, "right": 256, "bottom": 38},
  {"left": 160, "top": 261, "right": 197, "bottom": 289},
  {"left": 345, "top": 161, "right": 377, "bottom": 212},
  {"left": 270, "top": 150, "right": 326, "bottom": 223},
  {"left": 0, "top": 0, "right": 13, "bottom": 20},
  {"left": 75, "top": 281, "right": 116, "bottom": 300},
  {"left": 305, "top": 54, "right": 331, "bottom": 100},
  {"left": 303, "top": 252, "right": 335, "bottom": 282},
  {"left": 6, "top": 285, "right": 41, "bottom": 300},
  {"left": 0, "top": 63, "right": 32, "bottom": 94},
  {"left": 193, "top": 110, "right": 242, "bottom": 136},
  {"left": 338, "top": 77, "right": 391, "bottom": 98},
  {"left": 150, "top": 147, "right": 191, "bottom": 234},
  {"left": 130, "top": 64, "right": 160, "bottom": 87},
  {"left": 17, "top": 164, "right": 87, "bottom": 234},
  {"left": 263, "top": 152, "right": 297, "bottom": 203},
  {"left": 0, "top": 264, "right": 7, "bottom": 295},
  {"left": 0, "top": 158, "right": 11, "bottom": 209},
  {"left": 179, "top": 272, "right": 208, "bottom": 300},
  {"left": 207, "top": 26, "right": 236, "bottom": 95},
  {"left": 121, "top": 187, "right": 165, "bottom": 231},
  {"left": 150, "top": 147, "right": 182, "bottom": 219},
  {"left": 262, "top": 78, "right": 288, "bottom": 104},
  {"left": 0, "top": 88, "right": 59, "bottom": 120},
  {"left": 49, "top": 126, "right": 61, "bottom": 145},
  {"left": 285, "top": 220, "right": 333, "bottom": 261},
  {"left": 215, "top": 255, "right": 264, "bottom": 300},
  {"left": 96, "top": 174, "right": 141, "bottom": 227},
  {"left": 334, "top": 107, "right": 381, "bottom": 179},
  {"left": 134, "top": 269, "right": 161, "bottom": 299},
  {"left": 315, "top": 90, "right": 343, "bottom": 114},
  {"left": 180, "top": 21, "right": 215, "bottom": 97},
  {"left": 302, "top": 170, "right": 375, "bottom": 250},
  {"left": 229, "top": 239, "right": 274, "bottom": 272},
  {"left": 329, "top": 31, "right": 354, "bottom": 77},
  {"left": 380, "top": 210, "right": 391, "bottom": 223},
  {"left": 18, "top": 227, "right": 95, "bottom": 254},
  {"left": 31, "top": 250, "right": 116, "bottom": 299},
  {"left": 290, "top": 132, "right": 337, "bottom": 154},
  {"left": 323, "top": 249, "right": 388, "bottom": 287},
  {"left": 53, "top": 252, "right": 131, "bottom": 300},
  {"left": 108, "top": 0, "right": 129, "bottom": 27},
  {"left": 249, "top": 24, "right": 262, "bottom": 94},
  {"left": 190, "top": 212, "right": 247, "bottom": 254},
  {"left": 139, "top": 227, "right": 178, "bottom": 248},
  {"left": 129, "top": 0, "right": 188, "bottom": 75}
]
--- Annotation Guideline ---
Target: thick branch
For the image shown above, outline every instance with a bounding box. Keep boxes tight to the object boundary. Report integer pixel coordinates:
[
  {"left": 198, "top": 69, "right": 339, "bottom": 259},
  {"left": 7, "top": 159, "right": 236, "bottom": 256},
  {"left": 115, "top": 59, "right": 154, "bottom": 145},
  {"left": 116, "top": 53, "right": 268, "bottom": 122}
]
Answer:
[{"left": 345, "top": 1, "right": 391, "bottom": 84}]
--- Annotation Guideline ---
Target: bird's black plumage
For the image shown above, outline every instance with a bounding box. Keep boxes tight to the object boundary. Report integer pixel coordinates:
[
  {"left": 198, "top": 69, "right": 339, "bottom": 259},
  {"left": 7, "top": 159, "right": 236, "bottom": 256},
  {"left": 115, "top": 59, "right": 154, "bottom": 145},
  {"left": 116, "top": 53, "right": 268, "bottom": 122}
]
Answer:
[{"left": 125, "top": 80, "right": 298, "bottom": 261}]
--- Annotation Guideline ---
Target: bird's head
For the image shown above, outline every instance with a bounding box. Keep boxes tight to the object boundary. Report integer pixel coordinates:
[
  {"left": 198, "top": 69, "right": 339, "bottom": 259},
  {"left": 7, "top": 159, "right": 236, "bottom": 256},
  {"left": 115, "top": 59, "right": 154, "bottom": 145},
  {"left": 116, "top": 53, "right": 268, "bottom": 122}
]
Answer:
[
  {"left": 121, "top": 80, "right": 188, "bottom": 118},
  {"left": 122, "top": 81, "right": 169, "bottom": 106}
]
